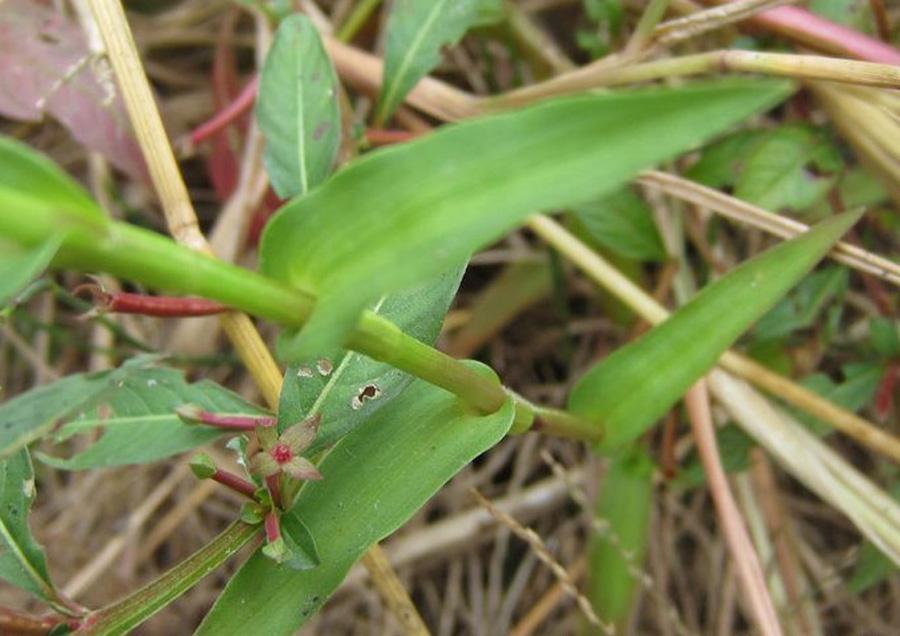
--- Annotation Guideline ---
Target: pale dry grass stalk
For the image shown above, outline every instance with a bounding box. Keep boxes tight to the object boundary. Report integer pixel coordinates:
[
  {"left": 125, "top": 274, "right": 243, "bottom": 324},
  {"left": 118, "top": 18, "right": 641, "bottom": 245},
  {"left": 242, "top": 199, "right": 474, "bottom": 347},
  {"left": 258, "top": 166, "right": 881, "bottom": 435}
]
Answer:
[
  {"left": 652, "top": 0, "right": 798, "bottom": 47},
  {"left": 637, "top": 170, "right": 900, "bottom": 287},
  {"left": 469, "top": 488, "right": 605, "bottom": 632},
  {"left": 684, "top": 380, "right": 782, "bottom": 636},
  {"left": 495, "top": 51, "right": 900, "bottom": 108},
  {"left": 62, "top": 464, "right": 189, "bottom": 598},
  {"left": 85, "top": 1, "right": 428, "bottom": 632},
  {"left": 708, "top": 370, "right": 900, "bottom": 565}
]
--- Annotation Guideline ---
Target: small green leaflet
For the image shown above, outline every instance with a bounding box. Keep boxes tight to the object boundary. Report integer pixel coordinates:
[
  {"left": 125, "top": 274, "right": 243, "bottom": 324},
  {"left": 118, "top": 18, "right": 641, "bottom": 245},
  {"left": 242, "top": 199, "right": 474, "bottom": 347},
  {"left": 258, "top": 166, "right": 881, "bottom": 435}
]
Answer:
[
  {"left": 277, "top": 267, "right": 464, "bottom": 447},
  {"left": 0, "top": 449, "right": 57, "bottom": 604},
  {"left": 569, "top": 210, "right": 863, "bottom": 451},
  {"left": 195, "top": 364, "right": 515, "bottom": 635},
  {"left": 0, "top": 237, "right": 60, "bottom": 308},
  {"left": 376, "top": 0, "right": 488, "bottom": 123},
  {"left": 257, "top": 14, "right": 341, "bottom": 198},
  {"left": 572, "top": 187, "right": 666, "bottom": 262},
  {"left": 0, "top": 372, "right": 112, "bottom": 459},
  {"left": 735, "top": 124, "right": 842, "bottom": 212},
  {"left": 261, "top": 80, "right": 791, "bottom": 356},
  {"left": 37, "top": 359, "right": 268, "bottom": 470}
]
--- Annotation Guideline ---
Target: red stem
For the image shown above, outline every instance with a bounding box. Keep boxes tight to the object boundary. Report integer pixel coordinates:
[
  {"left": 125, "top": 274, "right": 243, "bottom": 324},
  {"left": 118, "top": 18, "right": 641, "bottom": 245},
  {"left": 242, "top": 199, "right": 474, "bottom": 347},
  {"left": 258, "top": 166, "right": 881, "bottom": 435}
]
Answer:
[
  {"left": 875, "top": 362, "right": 898, "bottom": 422},
  {"left": 212, "top": 469, "right": 258, "bottom": 499},
  {"left": 190, "top": 75, "right": 259, "bottom": 147},
  {"left": 264, "top": 509, "right": 281, "bottom": 543},
  {"left": 266, "top": 474, "right": 283, "bottom": 510},
  {"left": 365, "top": 128, "right": 421, "bottom": 146},
  {"left": 709, "top": 1, "right": 900, "bottom": 65},
  {"left": 0, "top": 608, "right": 60, "bottom": 635},
  {"left": 74, "top": 284, "right": 229, "bottom": 317},
  {"left": 177, "top": 405, "right": 276, "bottom": 430}
]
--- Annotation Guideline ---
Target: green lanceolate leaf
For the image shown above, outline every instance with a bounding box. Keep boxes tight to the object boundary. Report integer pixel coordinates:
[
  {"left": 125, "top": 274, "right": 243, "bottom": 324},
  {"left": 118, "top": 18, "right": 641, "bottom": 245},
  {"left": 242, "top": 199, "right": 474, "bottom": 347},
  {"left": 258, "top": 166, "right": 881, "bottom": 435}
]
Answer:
[
  {"left": 569, "top": 210, "right": 863, "bottom": 451},
  {"left": 0, "top": 237, "right": 61, "bottom": 308},
  {"left": 195, "top": 364, "right": 515, "bottom": 636},
  {"left": 573, "top": 187, "right": 666, "bottom": 262},
  {"left": 37, "top": 359, "right": 267, "bottom": 470},
  {"left": 261, "top": 80, "right": 791, "bottom": 356},
  {"left": 277, "top": 267, "right": 464, "bottom": 448},
  {"left": 376, "top": 0, "right": 487, "bottom": 123},
  {"left": 0, "top": 449, "right": 56, "bottom": 603},
  {"left": 588, "top": 448, "right": 654, "bottom": 627},
  {"left": 735, "top": 124, "right": 842, "bottom": 213},
  {"left": 0, "top": 372, "right": 111, "bottom": 458},
  {"left": 258, "top": 14, "right": 341, "bottom": 198}
]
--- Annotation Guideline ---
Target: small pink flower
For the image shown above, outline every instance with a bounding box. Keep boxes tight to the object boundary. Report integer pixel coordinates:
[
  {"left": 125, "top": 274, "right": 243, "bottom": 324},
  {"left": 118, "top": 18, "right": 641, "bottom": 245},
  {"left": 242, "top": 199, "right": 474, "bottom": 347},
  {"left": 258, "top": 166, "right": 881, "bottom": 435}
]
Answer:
[{"left": 250, "top": 414, "right": 322, "bottom": 482}]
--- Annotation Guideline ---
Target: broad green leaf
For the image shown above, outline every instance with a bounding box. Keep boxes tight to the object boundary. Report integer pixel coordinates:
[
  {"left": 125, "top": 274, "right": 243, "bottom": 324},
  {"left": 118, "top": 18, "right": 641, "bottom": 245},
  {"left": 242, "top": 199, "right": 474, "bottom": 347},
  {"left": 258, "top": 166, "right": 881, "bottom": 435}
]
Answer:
[
  {"left": 796, "top": 363, "right": 882, "bottom": 435},
  {"left": 0, "top": 449, "right": 56, "bottom": 603},
  {"left": 261, "top": 80, "right": 792, "bottom": 356},
  {"left": 752, "top": 266, "right": 848, "bottom": 341},
  {"left": 672, "top": 425, "right": 754, "bottom": 488},
  {"left": 870, "top": 317, "right": 900, "bottom": 357},
  {"left": 573, "top": 187, "right": 666, "bottom": 262},
  {"left": 0, "top": 135, "right": 105, "bottom": 229},
  {"left": 588, "top": 448, "right": 654, "bottom": 627},
  {"left": 195, "top": 365, "right": 515, "bottom": 635},
  {"left": 685, "top": 129, "right": 762, "bottom": 189},
  {"left": 38, "top": 361, "right": 267, "bottom": 470},
  {"left": 258, "top": 14, "right": 340, "bottom": 198},
  {"left": 735, "top": 124, "right": 842, "bottom": 213},
  {"left": 849, "top": 539, "right": 898, "bottom": 593},
  {"left": 376, "top": 0, "right": 487, "bottom": 123},
  {"left": 569, "top": 210, "right": 863, "bottom": 451},
  {"left": 277, "top": 267, "right": 464, "bottom": 447},
  {"left": 0, "top": 372, "right": 112, "bottom": 458},
  {"left": 0, "top": 237, "right": 60, "bottom": 308},
  {"left": 280, "top": 512, "right": 320, "bottom": 571}
]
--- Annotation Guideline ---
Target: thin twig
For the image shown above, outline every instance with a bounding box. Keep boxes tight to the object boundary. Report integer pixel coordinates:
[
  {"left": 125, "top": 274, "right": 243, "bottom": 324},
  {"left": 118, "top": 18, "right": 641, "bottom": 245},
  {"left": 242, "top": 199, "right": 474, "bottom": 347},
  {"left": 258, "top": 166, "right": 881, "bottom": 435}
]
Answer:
[
  {"left": 470, "top": 489, "right": 605, "bottom": 631},
  {"left": 637, "top": 170, "right": 900, "bottom": 287},
  {"left": 653, "top": 0, "right": 797, "bottom": 47},
  {"left": 684, "top": 380, "right": 782, "bottom": 636}
]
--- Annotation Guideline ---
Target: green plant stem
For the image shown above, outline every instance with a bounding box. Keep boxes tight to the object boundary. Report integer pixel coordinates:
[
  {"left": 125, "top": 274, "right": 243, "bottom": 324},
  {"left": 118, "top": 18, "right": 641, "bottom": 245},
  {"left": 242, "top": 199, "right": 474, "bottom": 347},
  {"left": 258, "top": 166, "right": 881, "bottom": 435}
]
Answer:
[
  {"left": 77, "top": 522, "right": 259, "bottom": 636},
  {"left": 336, "top": 0, "right": 384, "bottom": 42},
  {"left": 0, "top": 212, "right": 595, "bottom": 440}
]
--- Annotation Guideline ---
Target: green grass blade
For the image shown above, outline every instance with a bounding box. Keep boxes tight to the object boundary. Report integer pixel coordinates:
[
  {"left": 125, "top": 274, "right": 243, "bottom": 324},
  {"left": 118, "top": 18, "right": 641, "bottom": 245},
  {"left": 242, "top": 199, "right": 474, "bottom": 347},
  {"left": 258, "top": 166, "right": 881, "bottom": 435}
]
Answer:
[
  {"left": 262, "top": 80, "right": 792, "bottom": 356},
  {"left": 258, "top": 14, "right": 341, "bottom": 198},
  {"left": 587, "top": 448, "right": 654, "bottom": 629},
  {"left": 569, "top": 210, "right": 864, "bottom": 451},
  {"left": 194, "top": 363, "right": 515, "bottom": 636},
  {"left": 375, "top": 0, "right": 488, "bottom": 124}
]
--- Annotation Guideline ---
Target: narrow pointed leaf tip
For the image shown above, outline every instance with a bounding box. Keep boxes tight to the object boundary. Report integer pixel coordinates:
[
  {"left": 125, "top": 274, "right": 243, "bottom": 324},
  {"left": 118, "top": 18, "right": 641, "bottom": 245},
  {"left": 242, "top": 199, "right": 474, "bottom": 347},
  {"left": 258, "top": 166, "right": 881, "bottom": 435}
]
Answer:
[
  {"left": 261, "top": 80, "right": 792, "bottom": 357},
  {"left": 568, "top": 209, "right": 864, "bottom": 452}
]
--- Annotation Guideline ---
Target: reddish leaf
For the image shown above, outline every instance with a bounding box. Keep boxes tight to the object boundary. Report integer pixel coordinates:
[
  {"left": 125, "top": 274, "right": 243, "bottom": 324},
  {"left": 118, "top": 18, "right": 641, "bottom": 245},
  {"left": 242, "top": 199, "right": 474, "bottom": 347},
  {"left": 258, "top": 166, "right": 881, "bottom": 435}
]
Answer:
[{"left": 0, "top": 0, "right": 146, "bottom": 181}]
